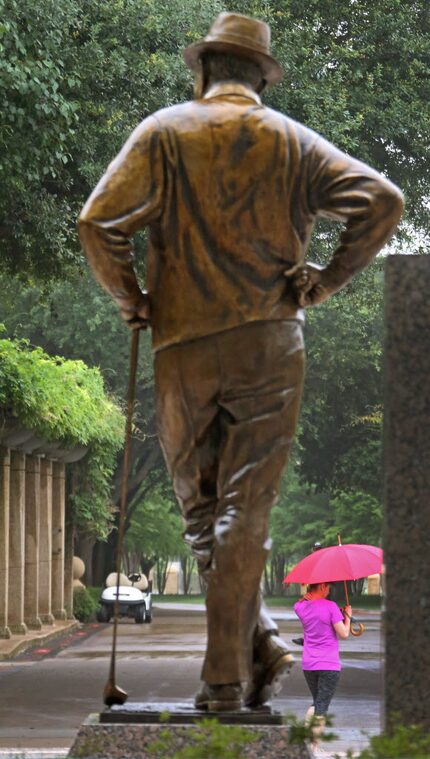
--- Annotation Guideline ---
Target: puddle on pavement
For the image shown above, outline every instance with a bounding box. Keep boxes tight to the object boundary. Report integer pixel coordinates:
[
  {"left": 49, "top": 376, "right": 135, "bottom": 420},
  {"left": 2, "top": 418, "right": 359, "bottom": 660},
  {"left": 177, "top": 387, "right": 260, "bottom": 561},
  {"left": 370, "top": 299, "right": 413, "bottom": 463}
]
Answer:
[{"left": 59, "top": 651, "right": 204, "bottom": 659}]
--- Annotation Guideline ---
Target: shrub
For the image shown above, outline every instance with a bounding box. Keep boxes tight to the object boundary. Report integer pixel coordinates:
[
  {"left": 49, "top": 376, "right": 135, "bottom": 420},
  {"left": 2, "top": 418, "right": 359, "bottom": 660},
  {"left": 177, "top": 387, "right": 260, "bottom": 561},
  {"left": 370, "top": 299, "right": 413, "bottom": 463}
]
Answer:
[
  {"left": 73, "top": 587, "right": 98, "bottom": 623},
  {"left": 353, "top": 721, "right": 430, "bottom": 759},
  {"left": 147, "top": 718, "right": 257, "bottom": 758}
]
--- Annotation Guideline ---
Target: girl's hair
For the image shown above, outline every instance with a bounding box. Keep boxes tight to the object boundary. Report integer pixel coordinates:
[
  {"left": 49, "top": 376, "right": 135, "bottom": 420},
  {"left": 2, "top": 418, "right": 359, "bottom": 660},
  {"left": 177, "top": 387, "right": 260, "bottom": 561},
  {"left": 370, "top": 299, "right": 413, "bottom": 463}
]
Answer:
[{"left": 307, "top": 582, "right": 330, "bottom": 591}]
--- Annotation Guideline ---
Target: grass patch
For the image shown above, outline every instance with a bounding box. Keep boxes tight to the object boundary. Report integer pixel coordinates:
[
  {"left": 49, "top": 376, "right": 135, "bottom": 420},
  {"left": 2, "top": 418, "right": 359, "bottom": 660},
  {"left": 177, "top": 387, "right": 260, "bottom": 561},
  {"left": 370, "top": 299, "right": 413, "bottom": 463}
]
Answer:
[
  {"left": 349, "top": 595, "right": 382, "bottom": 609},
  {"left": 152, "top": 594, "right": 205, "bottom": 604},
  {"left": 152, "top": 594, "right": 302, "bottom": 606},
  {"left": 151, "top": 593, "right": 382, "bottom": 609}
]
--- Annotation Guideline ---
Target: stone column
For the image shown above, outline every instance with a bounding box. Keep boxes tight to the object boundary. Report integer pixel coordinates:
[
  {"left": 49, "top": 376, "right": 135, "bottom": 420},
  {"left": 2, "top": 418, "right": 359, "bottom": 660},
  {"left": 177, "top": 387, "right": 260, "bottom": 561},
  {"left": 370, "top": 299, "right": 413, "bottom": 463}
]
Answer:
[
  {"left": 384, "top": 255, "right": 430, "bottom": 730},
  {"left": 8, "top": 451, "right": 27, "bottom": 634},
  {"left": 64, "top": 473, "right": 75, "bottom": 619},
  {"left": 51, "top": 461, "right": 66, "bottom": 619},
  {"left": 39, "top": 459, "right": 54, "bottom": 625},
  {"left": 24, "top": 455, "right": 42, "bottom": 630},
  {"left": 0, "top": 447, "right": 11, "bottom": 638}
]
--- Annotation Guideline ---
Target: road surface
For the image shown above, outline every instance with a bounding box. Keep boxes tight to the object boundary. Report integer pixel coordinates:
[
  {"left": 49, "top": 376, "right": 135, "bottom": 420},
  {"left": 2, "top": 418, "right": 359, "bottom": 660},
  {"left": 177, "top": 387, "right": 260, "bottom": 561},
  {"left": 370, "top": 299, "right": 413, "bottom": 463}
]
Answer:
[{"left": 0, "top": 605, "right": 382, "bottom": 757}]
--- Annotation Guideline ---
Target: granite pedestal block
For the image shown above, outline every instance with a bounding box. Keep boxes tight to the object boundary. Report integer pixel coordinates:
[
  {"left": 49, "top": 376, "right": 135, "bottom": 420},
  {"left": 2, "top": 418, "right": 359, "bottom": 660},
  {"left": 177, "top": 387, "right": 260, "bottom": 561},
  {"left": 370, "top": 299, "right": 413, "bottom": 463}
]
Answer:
[
  {"left": 68, "top": 702, "right": 311, "bottom": 758},
  {"left": 384, "top": 255, "right": 430, "bottom": 730}
]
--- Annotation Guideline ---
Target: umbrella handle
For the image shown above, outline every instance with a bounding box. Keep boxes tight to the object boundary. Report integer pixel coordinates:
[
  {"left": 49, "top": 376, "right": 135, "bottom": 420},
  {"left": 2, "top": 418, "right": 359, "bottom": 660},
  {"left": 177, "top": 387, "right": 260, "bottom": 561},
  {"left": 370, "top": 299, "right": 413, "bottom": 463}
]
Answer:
[
  {"left": 339, "top": 551, "right": 365, "bottom": 635},
  {"left": 351, "top": 621, "right": 365, "bottom": 637},
  {"left": 343, "top": 610, "right": 365, "bottom": 637}
]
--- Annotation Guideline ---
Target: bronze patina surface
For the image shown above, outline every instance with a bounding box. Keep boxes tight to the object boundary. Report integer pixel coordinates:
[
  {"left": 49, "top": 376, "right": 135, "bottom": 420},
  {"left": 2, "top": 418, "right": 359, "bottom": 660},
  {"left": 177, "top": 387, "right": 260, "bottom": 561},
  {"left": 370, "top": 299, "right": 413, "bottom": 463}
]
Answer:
[{"left": 78, "top": 12, "right": 403, "bottom": 710}]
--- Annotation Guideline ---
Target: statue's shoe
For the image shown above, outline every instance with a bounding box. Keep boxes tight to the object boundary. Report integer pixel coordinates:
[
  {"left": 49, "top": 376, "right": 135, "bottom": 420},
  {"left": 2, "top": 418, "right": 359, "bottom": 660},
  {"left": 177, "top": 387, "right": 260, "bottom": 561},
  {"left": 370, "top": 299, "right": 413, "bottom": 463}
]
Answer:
[
  {"left": 244, "top": 633, "right": 294, "bottom": 707},
  {"left": 194, "top": 682, "right": 243, "bottom": 712}
]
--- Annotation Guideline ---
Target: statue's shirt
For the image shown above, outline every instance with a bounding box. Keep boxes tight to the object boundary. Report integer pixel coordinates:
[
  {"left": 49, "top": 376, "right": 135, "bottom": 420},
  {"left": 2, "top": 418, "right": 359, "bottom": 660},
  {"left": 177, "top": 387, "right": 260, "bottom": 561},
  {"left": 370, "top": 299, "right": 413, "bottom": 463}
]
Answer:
[{"left": 79, "top": 83, "right": 403, "bottom": 351}]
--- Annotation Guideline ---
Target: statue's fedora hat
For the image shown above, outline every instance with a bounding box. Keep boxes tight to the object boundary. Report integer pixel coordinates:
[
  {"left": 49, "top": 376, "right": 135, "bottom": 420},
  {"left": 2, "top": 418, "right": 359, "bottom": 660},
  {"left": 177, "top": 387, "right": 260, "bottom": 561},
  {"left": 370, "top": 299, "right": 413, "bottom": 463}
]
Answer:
[{"left": 183, "top": 12, "right": 283, "bottom": 85}]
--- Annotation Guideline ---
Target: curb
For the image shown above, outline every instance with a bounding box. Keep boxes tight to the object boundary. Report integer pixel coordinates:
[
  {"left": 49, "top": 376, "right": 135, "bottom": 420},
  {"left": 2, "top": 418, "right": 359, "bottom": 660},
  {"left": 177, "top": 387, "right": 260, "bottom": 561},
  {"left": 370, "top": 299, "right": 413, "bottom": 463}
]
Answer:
[{"left": 0, "top": 621, "right": 80, "bottom": 661}]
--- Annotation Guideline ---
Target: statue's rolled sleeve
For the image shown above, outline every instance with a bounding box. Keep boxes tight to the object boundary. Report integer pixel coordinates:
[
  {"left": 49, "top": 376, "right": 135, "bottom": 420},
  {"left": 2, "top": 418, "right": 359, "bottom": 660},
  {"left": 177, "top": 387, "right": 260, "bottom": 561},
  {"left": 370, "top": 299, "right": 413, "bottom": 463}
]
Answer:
[
  {"left": 308, "top": 136, "right": 404, "bottom": 293},
  {"left": 78, "top": 116, "right": 164, "bottom": 310}
]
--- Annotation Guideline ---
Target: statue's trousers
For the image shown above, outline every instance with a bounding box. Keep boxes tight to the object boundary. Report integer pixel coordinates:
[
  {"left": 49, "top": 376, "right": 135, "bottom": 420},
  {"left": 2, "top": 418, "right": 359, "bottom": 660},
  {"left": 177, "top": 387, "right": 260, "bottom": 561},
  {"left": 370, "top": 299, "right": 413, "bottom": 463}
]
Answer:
[{"left": 154, "top": 319, "right": 305, "bottom": 684}]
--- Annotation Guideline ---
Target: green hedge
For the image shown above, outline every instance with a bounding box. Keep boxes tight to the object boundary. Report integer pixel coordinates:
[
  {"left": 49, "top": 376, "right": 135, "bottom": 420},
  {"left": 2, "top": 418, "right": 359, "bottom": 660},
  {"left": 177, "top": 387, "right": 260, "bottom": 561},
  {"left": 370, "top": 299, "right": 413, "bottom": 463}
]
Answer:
[
  {"left": 0, "top": 330, "right": 123, "bottom": 445},
  {"left": 0, "top": 329, "right": 124, "bottom": 537},
  {"left": 73, "top": 587, "right": 98, "bottom": 623}
]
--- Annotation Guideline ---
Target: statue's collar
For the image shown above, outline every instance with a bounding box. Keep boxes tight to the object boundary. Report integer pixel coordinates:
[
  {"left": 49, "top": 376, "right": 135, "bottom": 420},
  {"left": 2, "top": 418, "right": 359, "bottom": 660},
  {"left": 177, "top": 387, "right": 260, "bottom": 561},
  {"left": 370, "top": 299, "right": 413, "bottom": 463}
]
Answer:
[{"left": 203, "top": 83, "right": 261, "bottom": 105}]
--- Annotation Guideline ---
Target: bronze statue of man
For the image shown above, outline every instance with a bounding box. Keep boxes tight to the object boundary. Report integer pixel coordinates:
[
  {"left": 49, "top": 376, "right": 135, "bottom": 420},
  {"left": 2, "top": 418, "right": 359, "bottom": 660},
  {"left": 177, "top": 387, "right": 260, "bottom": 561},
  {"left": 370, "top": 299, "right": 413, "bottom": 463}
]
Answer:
[{"left": 78, "top": 12, "right": 403, "bottom": 712}]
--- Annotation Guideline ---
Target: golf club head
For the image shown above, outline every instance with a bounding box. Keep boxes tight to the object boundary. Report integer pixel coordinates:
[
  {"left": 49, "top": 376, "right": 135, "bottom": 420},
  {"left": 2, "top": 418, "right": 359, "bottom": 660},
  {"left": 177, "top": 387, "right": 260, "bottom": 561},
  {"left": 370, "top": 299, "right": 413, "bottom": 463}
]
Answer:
[{"left": 103, "top": 680, "right": 128, "bottom": 707}]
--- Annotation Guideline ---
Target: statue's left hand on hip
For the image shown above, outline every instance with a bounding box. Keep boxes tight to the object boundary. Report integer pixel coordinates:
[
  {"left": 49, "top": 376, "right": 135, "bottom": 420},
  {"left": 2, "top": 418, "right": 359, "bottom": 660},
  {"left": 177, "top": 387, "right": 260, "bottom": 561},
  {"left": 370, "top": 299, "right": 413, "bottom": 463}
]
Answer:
[{"left": 285, "top": 263, "right": 331, "bottom": 307}]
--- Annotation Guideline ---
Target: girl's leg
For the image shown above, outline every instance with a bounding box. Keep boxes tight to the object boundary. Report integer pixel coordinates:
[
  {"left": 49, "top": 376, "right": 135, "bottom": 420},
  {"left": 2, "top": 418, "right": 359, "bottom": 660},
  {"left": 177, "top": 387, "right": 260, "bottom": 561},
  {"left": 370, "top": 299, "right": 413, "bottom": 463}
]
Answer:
[
  {"left": 304, "top": 705, "right": 315, "bottom": 725},
  {"left": 303, "top": 670, "right": 318, "bottom": 708},
  {"left": 314, "top": 670, "right": 340, "bottom": 715}
]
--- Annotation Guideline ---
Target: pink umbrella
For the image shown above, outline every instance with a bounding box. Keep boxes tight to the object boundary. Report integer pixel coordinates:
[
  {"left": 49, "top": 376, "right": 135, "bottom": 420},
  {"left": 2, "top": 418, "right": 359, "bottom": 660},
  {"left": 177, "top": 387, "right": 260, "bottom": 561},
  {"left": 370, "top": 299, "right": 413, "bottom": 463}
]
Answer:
[
  {"left": 284, "top": 542, "right": 383, "bottom": 585},
  {"left": 284, "top": 535, "right": 383, "bottom": 636}
]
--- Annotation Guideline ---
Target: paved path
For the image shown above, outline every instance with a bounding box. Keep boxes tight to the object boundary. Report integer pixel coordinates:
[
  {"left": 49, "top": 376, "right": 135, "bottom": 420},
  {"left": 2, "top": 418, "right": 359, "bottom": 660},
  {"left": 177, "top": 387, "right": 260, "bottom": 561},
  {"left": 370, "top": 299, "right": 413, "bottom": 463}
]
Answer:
[{"left": 0, "top": 605, "right": 382, "bottom": 758}]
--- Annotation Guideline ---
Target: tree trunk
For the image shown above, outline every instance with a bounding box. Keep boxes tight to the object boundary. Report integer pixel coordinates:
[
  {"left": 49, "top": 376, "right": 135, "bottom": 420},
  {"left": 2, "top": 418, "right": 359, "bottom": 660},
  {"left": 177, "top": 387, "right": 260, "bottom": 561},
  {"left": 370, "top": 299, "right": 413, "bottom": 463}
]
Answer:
[
  {"left": 76, "top": 532, "right": 96, "bottom": 586},
  {"left": 331, "top": 580, "right": 355, "bottom": 604},
  {"left": 272, "top": 554, "right": 287, "bottom": 595},
  {"left": 351, "top": 578, "right": 365, "bottom": 596},
  {"left": 141, "top": 556, "right": 156, "bottom": 580},
  {"left": 180, "top": 555, "right": 195, "bottom": 595},
  {"left": 156, "top": 558, "right": 169, "bottom": 594},
  {"left": 92, "top": 531, "right": 117, "bottom": 586}
]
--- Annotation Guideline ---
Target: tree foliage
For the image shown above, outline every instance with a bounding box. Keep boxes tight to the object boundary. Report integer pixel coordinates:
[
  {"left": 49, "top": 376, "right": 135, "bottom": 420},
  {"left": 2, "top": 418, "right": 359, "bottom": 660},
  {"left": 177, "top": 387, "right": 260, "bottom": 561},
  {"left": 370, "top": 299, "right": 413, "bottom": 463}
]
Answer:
[
  {"left": 0, "top": 329, "right": 123, "bottom": 446},
  {"left": 300, "top": 263, "right": 384, "bottom": 494},
  {"left": 0, "top": 0, "right": 223, "bottom": 278},
  {"left": 231, "top": 0, "right": 430, "bottom": 236},
  {"left": 1, "top": 0, "right": 428, "bottom": 278},
  {"left": 125, "top": 485, "right": 189, "bottom": 593}
]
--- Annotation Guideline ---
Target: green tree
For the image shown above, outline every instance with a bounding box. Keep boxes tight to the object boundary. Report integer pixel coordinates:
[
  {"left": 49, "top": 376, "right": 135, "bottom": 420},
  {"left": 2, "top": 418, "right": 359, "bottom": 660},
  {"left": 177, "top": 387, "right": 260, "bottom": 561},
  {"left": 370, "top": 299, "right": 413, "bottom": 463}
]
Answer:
[
  {"left": 267, "top": 466, "right": 331, "bottom": 593},
  {"left": 1, "top": 0, "right": 428, "bottom": 278},
  {"left": 325, "top": 490, "right": 382, "bottom": 546},
  {"left": 299, "top": 264, "right": 384, "bottom": 495},
  {"left": 0, "top": 0, "right": 224, "bottom": 278},
  {"left": 231, "top": 0, "right": 430, "bottom": 235},
  {"left": 125, "top": 485, "right": 186, "bottom": 594}
]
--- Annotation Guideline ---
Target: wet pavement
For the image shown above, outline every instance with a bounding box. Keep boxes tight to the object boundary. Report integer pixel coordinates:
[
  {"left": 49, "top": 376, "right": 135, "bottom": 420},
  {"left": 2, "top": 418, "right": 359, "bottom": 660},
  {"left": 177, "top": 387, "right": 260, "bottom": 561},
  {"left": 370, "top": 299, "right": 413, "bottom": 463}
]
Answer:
[{"left": 0, "top": 605, "right": 382, "bottom": 757}]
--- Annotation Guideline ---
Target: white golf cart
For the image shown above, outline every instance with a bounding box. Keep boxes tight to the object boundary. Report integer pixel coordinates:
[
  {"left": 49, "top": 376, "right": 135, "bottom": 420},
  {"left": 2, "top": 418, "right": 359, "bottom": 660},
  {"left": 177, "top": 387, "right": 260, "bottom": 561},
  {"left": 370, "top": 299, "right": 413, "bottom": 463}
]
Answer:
[{"left": 96, "top": 571, "right": 152, "bottom": 624}]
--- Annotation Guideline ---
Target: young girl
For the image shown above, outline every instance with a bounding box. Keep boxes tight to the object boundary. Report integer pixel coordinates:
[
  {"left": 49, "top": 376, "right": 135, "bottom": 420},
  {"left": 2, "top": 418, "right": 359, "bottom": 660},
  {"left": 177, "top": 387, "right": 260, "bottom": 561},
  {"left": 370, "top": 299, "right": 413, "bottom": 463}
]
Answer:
[{"left": 294, "top": 582, "right": 351, "bottom": 748}]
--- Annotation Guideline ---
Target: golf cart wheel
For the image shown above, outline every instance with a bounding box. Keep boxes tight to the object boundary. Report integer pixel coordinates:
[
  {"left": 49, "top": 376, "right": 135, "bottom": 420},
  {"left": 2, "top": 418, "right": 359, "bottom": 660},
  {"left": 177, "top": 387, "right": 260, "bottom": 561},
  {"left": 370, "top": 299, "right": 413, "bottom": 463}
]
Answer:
[
  {"left": 96, "top": 605, "right": 111, "bottom": 623},
  {"left": 134, "top": 605, "right": 146, "bottom": 624},
  {"left": 144, "top": 610, "right": 152, "bottom": 624}
]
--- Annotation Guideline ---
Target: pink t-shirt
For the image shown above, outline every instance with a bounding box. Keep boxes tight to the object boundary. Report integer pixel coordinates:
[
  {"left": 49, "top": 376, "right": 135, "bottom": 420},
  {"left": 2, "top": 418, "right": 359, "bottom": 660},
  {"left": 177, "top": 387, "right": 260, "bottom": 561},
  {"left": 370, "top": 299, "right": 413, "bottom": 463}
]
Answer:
[{"left": 294, "top": 598, "right": 344, "bottom": 671}]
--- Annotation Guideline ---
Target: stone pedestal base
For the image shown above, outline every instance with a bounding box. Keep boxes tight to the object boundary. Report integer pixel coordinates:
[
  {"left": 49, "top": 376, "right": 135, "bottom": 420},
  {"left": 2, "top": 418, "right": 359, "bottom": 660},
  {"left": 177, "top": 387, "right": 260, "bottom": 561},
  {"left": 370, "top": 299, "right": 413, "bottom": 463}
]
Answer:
[
  {"left": 25, "top": 616, "right": 43, "bottom": 630},
  {"left": 53, "top": 608, "right": 68, "bottom": 621},
  {"left": 40, "top": 612, "right": 55, "bottom": 625},
  {"left": 0, "top": 626, "right": 11, "bottom": 639},
  {"left": 9, "top": 621, "right": 27, "bottom": 635},
  {"left": 68, "top": 703, "right": 311, "bottom": 759}
]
